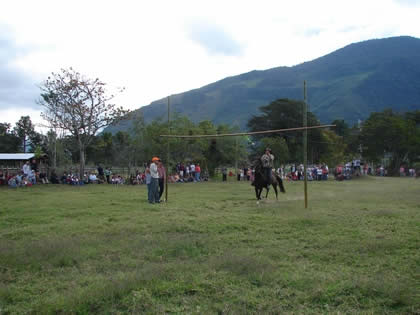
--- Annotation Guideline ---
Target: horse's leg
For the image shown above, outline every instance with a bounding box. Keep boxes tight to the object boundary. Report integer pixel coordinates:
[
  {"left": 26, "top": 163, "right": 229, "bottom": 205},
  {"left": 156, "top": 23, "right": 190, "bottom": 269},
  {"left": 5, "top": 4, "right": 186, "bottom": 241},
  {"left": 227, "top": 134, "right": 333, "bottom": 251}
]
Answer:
[
  {"left": 272, "top": 183, "right": 278, "bottom": 200},
  {"left": 277, "top": 175, "right": 286, "bottom": 193},
  {"left": 255, "top": 186, "right": 261, "bottom": 200},
  {"left": 265, "top": 186, "right": 269, "bottom": 199}
]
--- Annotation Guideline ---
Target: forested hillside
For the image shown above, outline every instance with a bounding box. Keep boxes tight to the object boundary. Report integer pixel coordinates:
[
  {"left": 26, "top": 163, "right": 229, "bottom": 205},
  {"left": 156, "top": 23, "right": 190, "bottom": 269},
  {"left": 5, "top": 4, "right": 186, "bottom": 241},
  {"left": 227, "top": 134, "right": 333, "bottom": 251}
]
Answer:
[{"left": 108, "top": 36, "right": 420, "bottom": 132}]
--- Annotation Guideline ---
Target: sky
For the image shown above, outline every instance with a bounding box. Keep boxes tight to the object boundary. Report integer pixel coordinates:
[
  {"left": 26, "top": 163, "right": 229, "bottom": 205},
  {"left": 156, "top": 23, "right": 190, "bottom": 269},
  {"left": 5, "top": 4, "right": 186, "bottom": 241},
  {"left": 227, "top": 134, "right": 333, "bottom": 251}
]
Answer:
[{"left": 1, "top": 0, "right": 420, "bottom": 131}]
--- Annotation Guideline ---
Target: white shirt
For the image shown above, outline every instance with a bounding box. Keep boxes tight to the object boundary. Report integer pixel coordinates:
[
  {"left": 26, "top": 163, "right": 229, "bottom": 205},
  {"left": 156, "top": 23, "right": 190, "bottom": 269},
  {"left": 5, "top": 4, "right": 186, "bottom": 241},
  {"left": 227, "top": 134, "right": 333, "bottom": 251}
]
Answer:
[
  {"left": 150, "top": 162, "right": 159, "bottom": 179},
  {"left": 23, "top": 163, "right": 31, "bottom": 175}
]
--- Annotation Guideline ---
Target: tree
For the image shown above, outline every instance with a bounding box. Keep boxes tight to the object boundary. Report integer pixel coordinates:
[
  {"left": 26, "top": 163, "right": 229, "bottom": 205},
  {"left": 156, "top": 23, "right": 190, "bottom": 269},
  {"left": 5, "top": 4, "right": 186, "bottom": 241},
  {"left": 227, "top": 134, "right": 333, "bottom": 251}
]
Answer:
[
  {"left": 130, "top": 112, "right": 147, "bottom": 166},
  {"left": 90, "top": 132, "right": 114, "bottom": 166},
  {"left": 331, "top": 119, "right": 350, "bottom": 137},
  {"left": 247, "top": 98, "right": 327, "bottom": 162},
  {"left": 113, "top": 131, "right": 134, "bottom": 169},
  {"left": 360, "top": 109, "right": 419, "bottom": 175},
  {"left": 13, "top": 116, "right": 37, "bottom": 153},
  {"left": 318, "top": 129, "right": 347, "bottom": 167},
  {"left": 0, "top": 123, "right": 21, "bottom": 153},
  {"left": 39, "top": 68, "right": 129, "bottom": 176}
]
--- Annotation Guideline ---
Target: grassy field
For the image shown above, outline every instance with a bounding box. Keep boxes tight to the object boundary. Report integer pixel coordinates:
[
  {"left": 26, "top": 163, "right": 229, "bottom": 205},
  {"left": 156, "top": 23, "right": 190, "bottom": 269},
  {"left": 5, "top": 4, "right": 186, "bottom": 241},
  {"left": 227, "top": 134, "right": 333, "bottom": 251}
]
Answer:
[{"left": 0, "top": 177, "right": 419, "bottom": 314}]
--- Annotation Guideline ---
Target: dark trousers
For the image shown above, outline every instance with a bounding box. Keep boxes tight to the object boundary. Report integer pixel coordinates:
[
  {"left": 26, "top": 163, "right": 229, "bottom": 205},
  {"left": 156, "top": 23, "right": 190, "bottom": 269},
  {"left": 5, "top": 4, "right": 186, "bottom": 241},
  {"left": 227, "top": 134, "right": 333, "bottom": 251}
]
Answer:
[
  {"left": 147, "top": 183, "right": 153, "bottom": 203},
  {"left": 150, "top": 178, "right": 159, "bottom": 203},
  {"left": 264, "top": 167, "right": 272, "bottom": 185},
  {"left": 222, "top": 174, "right": 227, "bottom": 181},
  {"left": 158, "top": 178, "right": 164, "bottom": 199}
]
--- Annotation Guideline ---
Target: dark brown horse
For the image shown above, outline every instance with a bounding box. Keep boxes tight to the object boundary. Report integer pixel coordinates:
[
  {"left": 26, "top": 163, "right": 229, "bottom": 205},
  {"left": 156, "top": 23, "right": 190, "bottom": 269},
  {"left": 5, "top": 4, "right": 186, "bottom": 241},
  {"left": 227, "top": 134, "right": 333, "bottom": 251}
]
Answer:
[{"left": 253, "top": 159, "right": 285, "bottom": 200}]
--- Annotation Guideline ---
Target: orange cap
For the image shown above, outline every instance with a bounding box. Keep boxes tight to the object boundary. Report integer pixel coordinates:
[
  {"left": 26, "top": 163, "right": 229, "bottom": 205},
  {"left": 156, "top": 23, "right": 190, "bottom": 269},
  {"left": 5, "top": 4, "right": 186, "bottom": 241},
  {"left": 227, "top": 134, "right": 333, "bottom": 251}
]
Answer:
[{"left": 152, "top": 157, "right": 160, "bottom": 162}]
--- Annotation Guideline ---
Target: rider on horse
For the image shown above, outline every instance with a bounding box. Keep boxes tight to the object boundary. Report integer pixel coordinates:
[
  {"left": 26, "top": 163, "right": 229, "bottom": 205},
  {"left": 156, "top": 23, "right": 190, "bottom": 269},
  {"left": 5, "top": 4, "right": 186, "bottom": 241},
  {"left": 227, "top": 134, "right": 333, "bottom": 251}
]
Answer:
[{"left": 261, "top": 148, "right": 274, "bottom": 188}]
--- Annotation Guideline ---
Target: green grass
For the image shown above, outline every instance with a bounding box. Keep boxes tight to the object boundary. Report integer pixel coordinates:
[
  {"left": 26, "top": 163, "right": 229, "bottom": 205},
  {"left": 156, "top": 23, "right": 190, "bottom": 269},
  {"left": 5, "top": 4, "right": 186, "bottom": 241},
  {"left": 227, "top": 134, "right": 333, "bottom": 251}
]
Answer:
[{"left": 0, "top": 177, "right": 419, "bottom": 314}]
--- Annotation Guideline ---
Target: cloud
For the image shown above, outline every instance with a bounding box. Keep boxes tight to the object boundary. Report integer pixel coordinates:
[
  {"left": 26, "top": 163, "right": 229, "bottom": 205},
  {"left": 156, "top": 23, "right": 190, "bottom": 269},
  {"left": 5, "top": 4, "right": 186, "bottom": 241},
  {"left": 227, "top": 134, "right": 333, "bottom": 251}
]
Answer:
[
  {"left": 306, "top": 28, "right": 323, "bottom": 37},
  {"left": 393, "top": 0, "right": 420, "bottom": 6},
  {"left": 187, "top": 21, "right": 244, "bottom": 56},
  {"left": 0, "top": 27, "right": 39, "bottom": 112}
]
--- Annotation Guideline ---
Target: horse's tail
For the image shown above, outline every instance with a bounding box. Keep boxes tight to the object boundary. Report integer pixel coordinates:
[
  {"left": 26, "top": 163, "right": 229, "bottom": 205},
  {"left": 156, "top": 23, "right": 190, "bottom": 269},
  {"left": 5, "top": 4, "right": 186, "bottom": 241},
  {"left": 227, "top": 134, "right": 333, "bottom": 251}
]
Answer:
[{"left": 276, "top": 174, "right": 286, "bottom": 193}]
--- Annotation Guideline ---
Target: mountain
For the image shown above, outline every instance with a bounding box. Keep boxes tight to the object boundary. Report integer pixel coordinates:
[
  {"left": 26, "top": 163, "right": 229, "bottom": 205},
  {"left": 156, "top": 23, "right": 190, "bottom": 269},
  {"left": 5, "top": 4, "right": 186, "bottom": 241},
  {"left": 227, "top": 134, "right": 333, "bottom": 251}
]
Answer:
[{"left": 108, "top": 36, "right": 420, "bottom": 132}]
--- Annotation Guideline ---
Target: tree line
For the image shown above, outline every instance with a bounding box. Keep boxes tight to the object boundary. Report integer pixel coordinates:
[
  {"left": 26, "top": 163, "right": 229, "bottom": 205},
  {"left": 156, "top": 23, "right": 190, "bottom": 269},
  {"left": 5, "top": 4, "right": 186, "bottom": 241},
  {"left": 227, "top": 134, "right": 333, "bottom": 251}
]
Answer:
[{"left": 1, "top": 68, "right": 419, "bottom": 176}]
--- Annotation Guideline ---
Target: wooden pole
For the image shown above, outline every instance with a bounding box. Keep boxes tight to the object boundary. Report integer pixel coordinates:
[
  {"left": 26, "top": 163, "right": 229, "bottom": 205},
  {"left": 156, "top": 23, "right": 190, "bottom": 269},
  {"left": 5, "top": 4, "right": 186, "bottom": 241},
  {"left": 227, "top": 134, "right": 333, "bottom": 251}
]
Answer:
[
  {"left": 235, "top": 136, "right": 238, "bottom": 179},
  {"left": 160, "top": 124, "right": 335, "bottom": 139},
  {"left": 303, "top": 81, "right": 308, "bottom": 209},
  {"left": 165, "top": 96, "right": 170, "bottom": 202}
]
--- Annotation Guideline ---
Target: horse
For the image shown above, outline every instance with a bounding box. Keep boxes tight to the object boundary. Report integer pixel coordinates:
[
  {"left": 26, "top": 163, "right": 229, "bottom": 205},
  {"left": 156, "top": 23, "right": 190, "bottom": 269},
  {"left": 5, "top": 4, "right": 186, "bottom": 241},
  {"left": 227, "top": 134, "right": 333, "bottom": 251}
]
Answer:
[{"left": 252, "top": 159, "right": 286, "bottom": 200}]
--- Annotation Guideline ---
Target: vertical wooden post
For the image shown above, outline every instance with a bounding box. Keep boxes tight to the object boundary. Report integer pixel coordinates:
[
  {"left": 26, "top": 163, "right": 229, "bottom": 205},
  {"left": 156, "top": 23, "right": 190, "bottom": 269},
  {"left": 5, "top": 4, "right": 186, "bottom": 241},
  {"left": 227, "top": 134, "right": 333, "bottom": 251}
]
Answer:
[
  {"left": 303, "top": 81, "right": 308, "bottom": 208},
  {"left": 235, "top": 136, "right": 238, "bottom": 179},
  {"left": 165, "top": 96, "right": 170, "bottom": 202}
]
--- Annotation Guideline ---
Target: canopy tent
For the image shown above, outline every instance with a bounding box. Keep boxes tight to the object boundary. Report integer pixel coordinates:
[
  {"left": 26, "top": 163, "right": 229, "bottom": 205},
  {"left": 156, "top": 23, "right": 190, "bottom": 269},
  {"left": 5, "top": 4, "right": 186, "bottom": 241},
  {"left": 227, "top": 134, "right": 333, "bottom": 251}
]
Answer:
[{"left": 0, "top": 153, "right": 35, "bottom": 160}]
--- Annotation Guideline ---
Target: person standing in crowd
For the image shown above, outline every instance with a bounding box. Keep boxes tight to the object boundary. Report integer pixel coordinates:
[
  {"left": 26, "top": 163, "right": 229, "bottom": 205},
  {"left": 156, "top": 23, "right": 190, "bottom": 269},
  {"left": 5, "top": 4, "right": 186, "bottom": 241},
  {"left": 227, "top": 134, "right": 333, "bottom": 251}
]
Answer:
[
  {"left": 150, "top": 157, "right": 160, "bottom": 203},
  {"left": 145, "top": 164, "right": 152, "bottom": 203},
  {"left": 30, "top": 159, "right": 38, "bottom": 173},
  {"left": 195, "top": 163, "right": 201, "bottom": 182},
  {"left": 157, "top": 159, "right": 166, "bottom": 201},
  {"left": 105, "top": 167, "right": 112, "bottom": 184},
  {"left": 22, "top": 161, "right": 31, "bottom": 177},
  {"left": 179, "top": 163, "right": 185, "bottom": 179},
  {"left": 261, "top": 148, "right": 274, "bottom": 187},
  {"left": 28, "top": 169, "right": 36, "bottom": 184},
  {"left": 222, "top": 167, "right": 227, "bottom": 181},
  {"left": 245, "top": 167, "right": 250, "bottom": 181},
  {"left": 190, "top": 163, "right": 195, "bottom": 180},
  {"left": 97, "top": 164, "right": 104, "bottom": 182},
  {"left": 317, "top": 166, "right": 323, "bottom": 181}
]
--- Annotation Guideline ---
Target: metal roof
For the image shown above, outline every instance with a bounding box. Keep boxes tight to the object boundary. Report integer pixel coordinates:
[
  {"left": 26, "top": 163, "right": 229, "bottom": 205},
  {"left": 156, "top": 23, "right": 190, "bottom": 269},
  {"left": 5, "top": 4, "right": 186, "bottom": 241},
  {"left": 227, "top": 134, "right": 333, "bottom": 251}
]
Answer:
[{"left": 0, "top": 153, "right": 35, "bottom": 160}]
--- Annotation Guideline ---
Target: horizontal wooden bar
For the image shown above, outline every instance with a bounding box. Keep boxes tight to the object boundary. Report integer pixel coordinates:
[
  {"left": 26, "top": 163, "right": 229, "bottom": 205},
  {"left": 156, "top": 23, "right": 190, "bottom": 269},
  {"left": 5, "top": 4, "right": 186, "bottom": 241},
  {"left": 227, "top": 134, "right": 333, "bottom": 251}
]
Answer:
[{"left": 160, "top": 124, "right": 335, "bottom": 138}]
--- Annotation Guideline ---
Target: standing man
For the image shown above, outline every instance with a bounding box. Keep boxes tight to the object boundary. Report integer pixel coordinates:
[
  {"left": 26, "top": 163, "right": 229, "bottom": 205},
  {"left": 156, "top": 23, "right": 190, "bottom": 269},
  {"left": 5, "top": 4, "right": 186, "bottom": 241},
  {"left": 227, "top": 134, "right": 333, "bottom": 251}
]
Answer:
[
  {"left": 30, "top": 159, "right": 38, "bottom": 180},
  {"left": 22, "top": 161, "right": 31, "bottom": 177},
  {"left": 195, "top": 163, "right": 201, "bottom": 182},
  {"left": 150, "top": 157, "right": 160, "bottom": 203},
  {"left": 104, "top": 167, "right": 112, "bottom": 184},
  {"left": 30, "top": 159, "right": 38, "bottom": 170},
  {"left": 97, "top": 164, "right": 104, "bottom": 183},
  {"left": 179, "top": 163, "right": 185, "bottom": 179},
  {"left": 190, "top": 163, "right": 195, "bottom": 181},
  {"left": 261, "top": 148, "right": 274, "bottom": 187},
  {"left": 157, "top": 159, "right": 166, "bottom": 201},
  {"left": 222, "top": 167, "right": 227, "bottom": 182},
  {"left": 145, "top": 164, "right": 152, "bottom": 203}
]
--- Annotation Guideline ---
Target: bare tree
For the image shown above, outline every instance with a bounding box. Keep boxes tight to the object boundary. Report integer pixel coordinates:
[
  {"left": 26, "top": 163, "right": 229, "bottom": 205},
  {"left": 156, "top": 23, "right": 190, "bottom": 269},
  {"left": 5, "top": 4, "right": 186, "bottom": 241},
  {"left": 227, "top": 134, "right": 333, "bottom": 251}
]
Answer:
[{"left": 39, "top": 68, "right": 129, "bottom": 176}]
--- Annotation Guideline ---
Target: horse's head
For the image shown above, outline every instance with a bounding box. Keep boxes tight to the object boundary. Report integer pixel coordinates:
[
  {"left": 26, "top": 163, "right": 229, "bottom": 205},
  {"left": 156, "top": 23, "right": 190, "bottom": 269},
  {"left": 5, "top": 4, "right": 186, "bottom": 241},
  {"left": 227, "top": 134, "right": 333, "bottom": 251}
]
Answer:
[{"left": 252, "top": 159, "right": 264, "bottom": 176}]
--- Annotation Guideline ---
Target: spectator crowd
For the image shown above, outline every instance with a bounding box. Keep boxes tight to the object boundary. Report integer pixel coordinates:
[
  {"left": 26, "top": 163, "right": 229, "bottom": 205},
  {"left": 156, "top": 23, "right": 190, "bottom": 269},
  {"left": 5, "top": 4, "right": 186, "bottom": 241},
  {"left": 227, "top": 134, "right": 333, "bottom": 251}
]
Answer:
[{"left": 2, "top": 157, "right": 417, "bottom": 191}]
